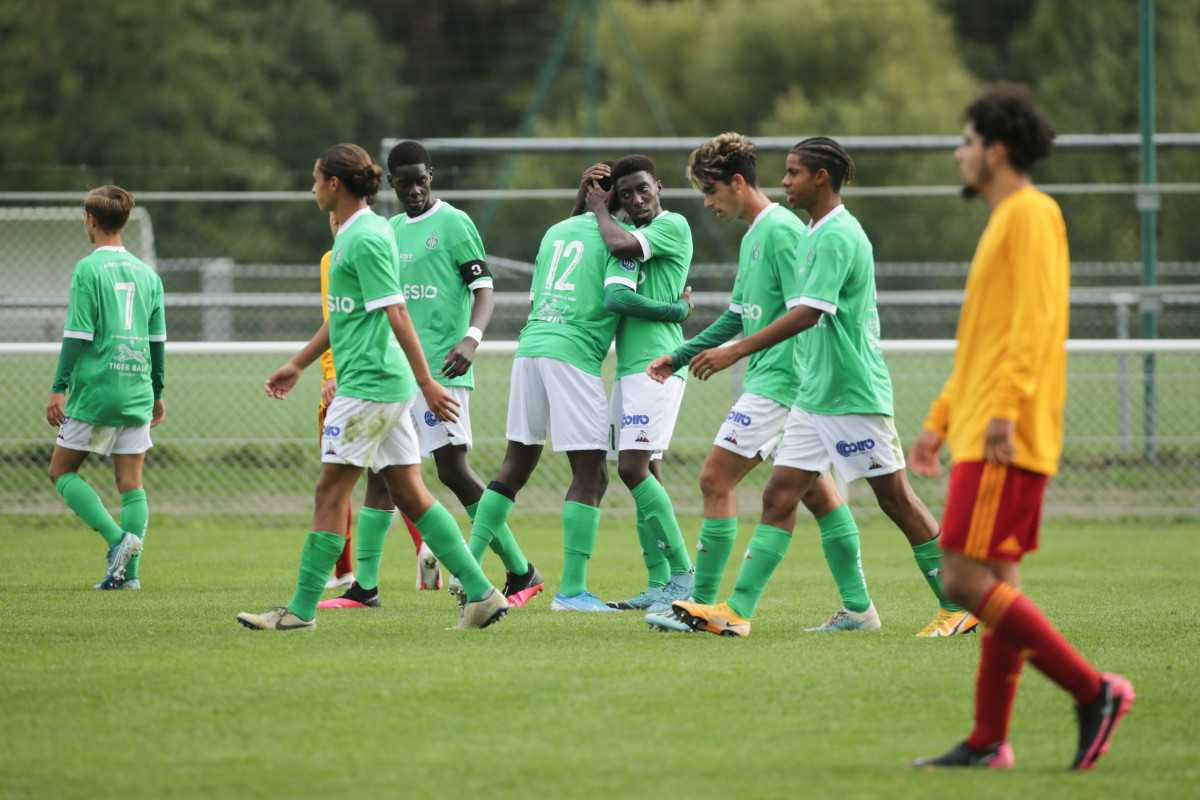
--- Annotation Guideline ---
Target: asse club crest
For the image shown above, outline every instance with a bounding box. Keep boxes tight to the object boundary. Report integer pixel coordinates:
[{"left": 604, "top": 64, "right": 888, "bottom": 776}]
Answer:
[
  {"left": 751, "top": 242, "right": 761, "bottom": 262},
  {"left": 426, "top": 231, "right": 439, "bottom": 250}
]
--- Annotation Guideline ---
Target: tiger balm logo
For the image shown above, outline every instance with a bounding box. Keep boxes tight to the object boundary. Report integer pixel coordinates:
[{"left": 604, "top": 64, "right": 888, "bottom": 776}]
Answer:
[
  {"left": 327, "top": 296, "right": 356, "bottom": 313},
  {"left": 403, "top": 284, "right": 439, "bottom": 300},
  {"left": 114, "top": 344, "right": 148, "bottom": 364},
  {"left": 836, "top": 438, "right": 876, "bottom": 457}
]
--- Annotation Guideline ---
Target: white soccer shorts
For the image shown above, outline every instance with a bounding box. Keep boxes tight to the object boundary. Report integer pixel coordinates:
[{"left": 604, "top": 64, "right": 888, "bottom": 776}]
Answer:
[
  {"left": 711, "top": 393, "right": 790, "bottom": 461},
  {"left": 408, "top": 385, "right": 473, "bottom": 458},
  {"left": 56, "top": 418, "right": 152, "bottom": 456},
  {"left": 506, "top": 356, "right": 608, "bottom": 451},
  {"left": 608, "top": 372, "right": 686, "bottom": 458},
  {"left": 320, "top": 396, "right": 421, "bottom": 469},
  {"left": 773, "top": 407, "right": 906, "bottom": 482}
]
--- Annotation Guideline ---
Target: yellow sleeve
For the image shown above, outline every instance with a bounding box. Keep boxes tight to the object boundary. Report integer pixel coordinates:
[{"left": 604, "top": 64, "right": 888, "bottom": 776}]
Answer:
[
  {"left": 988, "top": 202, "right": 1068, "bottom": 420},
  {"left": 922, "top": 372, "right": 955, "bottom": 438},
  {"left": 319, "top": 251, "right": 336, "bottom": 382}
]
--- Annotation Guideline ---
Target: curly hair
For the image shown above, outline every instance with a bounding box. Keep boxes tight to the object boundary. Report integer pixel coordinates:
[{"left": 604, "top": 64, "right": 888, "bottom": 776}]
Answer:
[
  {"left": 387, "top": 140, "right": 433, "bottom": 174},
  {"left": 611, "top": 154, "right": 657, "bottom": 186},
  {"left": 965, "top": 84, "right": 1056, "bottom": 173},
  {"left": 789, "top": 137, "right": 855, "bottom": 192},
  {"left": 687, "top": 132, "right": 758, "bottom": 191}
]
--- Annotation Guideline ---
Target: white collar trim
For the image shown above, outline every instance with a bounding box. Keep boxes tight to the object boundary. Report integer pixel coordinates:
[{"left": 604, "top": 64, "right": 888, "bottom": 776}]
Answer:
[
  {"left": 404, "top": 199, "right": 443, "bottom": 224},
  {"left": 807, "top": 204, "right": 846, "bottom": 236},
  {"left": 747, "top": 203, "right": 779, "bottom": 234},
  {"left": 337, "top": 206, "right": 374, "bottom": 236}
]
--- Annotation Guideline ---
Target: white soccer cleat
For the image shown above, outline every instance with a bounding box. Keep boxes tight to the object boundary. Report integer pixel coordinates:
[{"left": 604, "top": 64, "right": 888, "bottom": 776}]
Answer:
[
  {"left": 416, "top": 542, "right": 442, "bottom": 590},
  {"left": 325, "top": 571, "right": 355, "bottom": 590}
]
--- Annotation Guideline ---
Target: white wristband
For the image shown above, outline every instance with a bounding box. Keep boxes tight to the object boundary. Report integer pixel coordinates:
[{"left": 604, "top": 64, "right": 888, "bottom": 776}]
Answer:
[{"left": 465, "top": 326, "right": 484, "bottom": 344}]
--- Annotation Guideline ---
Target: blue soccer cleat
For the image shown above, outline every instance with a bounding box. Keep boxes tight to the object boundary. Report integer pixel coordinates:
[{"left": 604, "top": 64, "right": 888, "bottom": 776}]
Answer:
[{"left": 550, "top": 590, "right": 618, "bottom": 612}]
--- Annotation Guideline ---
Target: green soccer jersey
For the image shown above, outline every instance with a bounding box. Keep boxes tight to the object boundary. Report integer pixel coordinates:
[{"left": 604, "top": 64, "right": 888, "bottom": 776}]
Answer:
[
  {"left": 731, "top": 204, "right": 808, "bottom": 408},
  {"left": 390, "top": 200, "right": 490, "bottom": 390},
  {"left": 516, "top": 213, "right": 639, "bottom": 376},
  {"left": 794, "top": 206, "right": 893, "bottom": 416},
  {"left": 61, "top": 246, "right": 166, "bottom": 427},
  {"left": 614, "top": 210, "right": 692, "bottom": 379},
  {"left": 327, "top": 208, "right": 417, "bottom": 403}
]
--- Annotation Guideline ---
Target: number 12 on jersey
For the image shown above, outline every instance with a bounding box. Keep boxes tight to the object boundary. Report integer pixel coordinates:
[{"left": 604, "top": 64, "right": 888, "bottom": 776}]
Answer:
[{"left": 546, "top": 239, "right": 583, "bottom": 292}]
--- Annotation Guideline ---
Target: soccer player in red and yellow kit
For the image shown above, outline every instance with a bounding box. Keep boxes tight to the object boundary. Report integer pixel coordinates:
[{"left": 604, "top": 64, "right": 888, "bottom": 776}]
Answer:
[{"left": 910, "top": 87, "right": 1134, "bottom": 771}]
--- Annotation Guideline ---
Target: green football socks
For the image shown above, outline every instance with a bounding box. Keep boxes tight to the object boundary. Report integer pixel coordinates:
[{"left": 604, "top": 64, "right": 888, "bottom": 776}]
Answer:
[
  {"left": 56, "top": 473, "right": 124, "bottom": 548},
  {"left": 912, "top": 536, "right": 964, "bottom": 612},
  {"left": 630, "top": 476, "right": 691, "bottom": 576},
  {"left": 560, "top": 501, "right": 601, "bottom": 597},
  {"left": 353, "top": 506, "right": 393, "bottom": 592},
  {"left": 692, "top": 517, "right": 738, "bottom": 604},
  {"left": 727, "top": 524, "right": 793, "bottom": 620},
  {"left": 817, "top": 504, "right": 871, "bottom": 613},
  {"left": 120, "top": 489, "right": 149, "bottom": 579},
  {"left": 464, "top": 498, "right": 528, "bottom": 574},
  {"left": 636, "top": 506, "right": 670, "bottom": 588},
  {"left": 289, "top": 530, "right": 346, "bottom": 621},
  {"left": 416, "top": 502, "right": 492, "bottom": 602}
]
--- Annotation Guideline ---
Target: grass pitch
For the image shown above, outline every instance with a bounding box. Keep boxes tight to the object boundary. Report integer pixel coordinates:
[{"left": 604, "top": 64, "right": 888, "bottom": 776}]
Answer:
[{"left": 1, "top": 513, "right": 1196, "bottom": 799}]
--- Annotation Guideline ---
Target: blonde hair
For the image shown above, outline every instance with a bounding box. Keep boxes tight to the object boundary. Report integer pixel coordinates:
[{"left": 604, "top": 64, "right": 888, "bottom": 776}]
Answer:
[{"left": 686, "top": 132, "right": 757, "bottom": 191}]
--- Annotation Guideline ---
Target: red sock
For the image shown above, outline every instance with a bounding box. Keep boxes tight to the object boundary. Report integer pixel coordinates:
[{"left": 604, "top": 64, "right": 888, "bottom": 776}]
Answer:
[
  {"left": 966, "top": 625, "right": 1024, "bottom": 749},
  {"left": 402, "top": 512, "right": 423, "bottom": 554},
  {"left": 975, "top": 582, "right": 1102, "bottom": 705},
  {"left": 334, "top": 503, "right": 353, "bottom": 578}
]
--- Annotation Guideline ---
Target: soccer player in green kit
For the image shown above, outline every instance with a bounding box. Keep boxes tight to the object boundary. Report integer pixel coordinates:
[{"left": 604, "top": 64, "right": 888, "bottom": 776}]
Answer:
[
  {"left": 466, "top": 167, "right": 690, "bottom": 612},
  {"left": 239, "top": 143, "right": 506, "bottom": 631},
  {"left": 46, "top": 186, "right": 165, "bottom": 590},
  {"left": 584, "top": 154, "right": 696, "bottom": 612},
  {"left": 669, "top": 137, "right": 977, "bottom": 637},
  {"left": 320, "top": 140, "right": 542, "bottom": 610},
  {"left": 645, "top": 133, "right": 876, "bottom": 633}
]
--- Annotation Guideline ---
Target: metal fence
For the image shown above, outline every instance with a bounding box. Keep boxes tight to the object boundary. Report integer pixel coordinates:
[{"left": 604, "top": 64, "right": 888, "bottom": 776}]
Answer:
[
  {"left": 2, "top": 340, "right": 1197, "bottom": 519},
  {"left": 2, "top": 150, "right": 1198, "bottom": 520}
]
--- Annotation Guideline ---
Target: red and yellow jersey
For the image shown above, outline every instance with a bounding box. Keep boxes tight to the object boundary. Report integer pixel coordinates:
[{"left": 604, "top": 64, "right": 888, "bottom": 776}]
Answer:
[
  {"left": 923, "top": 186, "right": 1069, "bottom": 476},
  {"left": 318, "top": 249, "right": 335, "bottom": 387}
]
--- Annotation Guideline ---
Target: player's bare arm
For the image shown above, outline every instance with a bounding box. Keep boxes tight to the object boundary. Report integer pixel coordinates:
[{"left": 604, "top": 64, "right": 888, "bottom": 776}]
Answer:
[
  {"left": 442, "top": 284, "right": 494, "bottom": 378},
  {"left": 385, "top": 304, "right": 460, "bottom": 422},
  {"left": 265, "top": 321, "right": 330, "bottom": 399},
  {"left": 587, "top": 183, "right": 642, "bottom": 259},
  {"left": 690, "top": 304, "right": 821, "bottom": 380},
  {"left": 908, "top": 429, "right": 945, "bottom": 477},
  {"left": 46, "top": 392, "right": 66, "bottom": 426}
]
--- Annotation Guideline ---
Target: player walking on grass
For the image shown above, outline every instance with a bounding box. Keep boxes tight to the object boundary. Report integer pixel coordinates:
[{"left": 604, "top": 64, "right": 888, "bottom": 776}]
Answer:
[
  {"left": 466, "top": 168, "right": 690, "bottom": 612},
  {"left": 238, "top": 143, "right": 506, "bottom": 632},
  {"left": 911, "top": 87, "right": 1134, "bottom": 772},
  {"left": 387, "top": 140, "right": 538, "bottom": 608},
  {"left": 585, "top": 155, "right": 696, "bottom": 613},
  {"left": 666, "top": 136, "right": 976, "bottom": 638},
  {"left": 314, "top": 210, "right": 440, "bottom": 612},
  {"left": 46, "top": 186, "right": 164, "bottom": 590},
  {"left": 645, "top": 133, "right": 876, "bottom": 634}
]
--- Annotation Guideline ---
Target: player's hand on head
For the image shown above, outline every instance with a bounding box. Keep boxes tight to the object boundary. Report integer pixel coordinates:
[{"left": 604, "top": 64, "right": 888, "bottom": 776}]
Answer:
[
  {"left": 689, "top": 347, "right": 736, "bottom": 381},
  {"left": 984, "top": 417, "right": 1017, "bottom": 465},
  {"left": 586, "top": 180, "right": 613, "bottom": 214},
  {"left": 265, "top": 363, "right": 301, "bottom": 400},
  {"left": 46, "top": 393, "right": 66, "bottom": 427},
  {"left": 150, "top": 399, "right": 166, "bottom": 428},
  {"left": 580, "top": 163, "right": 611, "bottom": 191},
  {"left": 646, "top": 355, "right": 675, "bottom": 384},
  {"left": 441, "top": 338, "right": 479, "bottom": 379},
  {"left": 908, "top": 429, "right": 944, "bottom": 477}
]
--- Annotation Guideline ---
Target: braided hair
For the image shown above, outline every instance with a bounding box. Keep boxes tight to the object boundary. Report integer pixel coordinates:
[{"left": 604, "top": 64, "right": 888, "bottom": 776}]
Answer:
[{"left": 789, "top": 137, "right": 855, "bottom": 192}]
